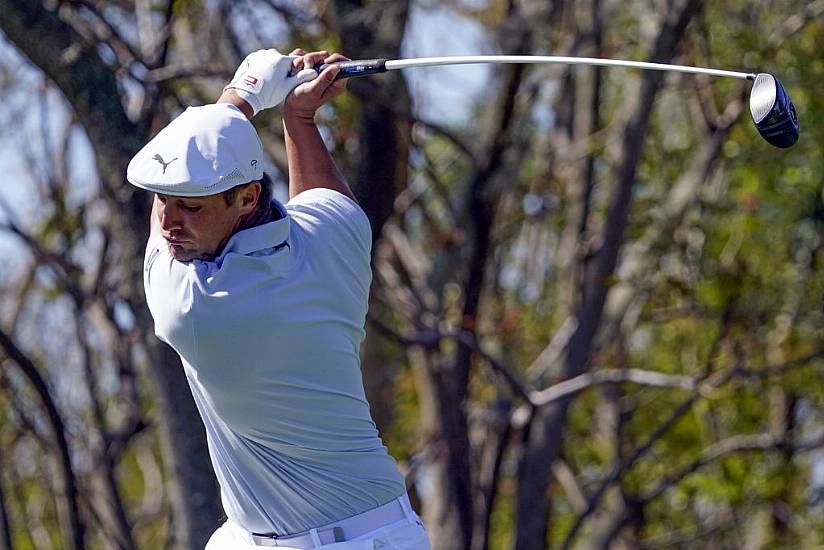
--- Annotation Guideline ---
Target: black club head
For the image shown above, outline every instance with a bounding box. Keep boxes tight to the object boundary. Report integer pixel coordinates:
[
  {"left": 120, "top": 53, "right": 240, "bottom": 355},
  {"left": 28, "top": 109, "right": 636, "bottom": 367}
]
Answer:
[{"left": 750, "top": 73, "right": 799, "bottom": 148}]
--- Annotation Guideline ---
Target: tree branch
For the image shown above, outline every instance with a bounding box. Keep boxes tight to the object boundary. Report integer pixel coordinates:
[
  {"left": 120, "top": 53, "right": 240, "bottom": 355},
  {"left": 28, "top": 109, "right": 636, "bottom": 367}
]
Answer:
[
  {"left": 516, "top": 2, "right": 705, "bottom": 546},
  {"left": 768, "top": 0, "right": 824, "bottom": 48},
  {"left": 600, "top": 430, "right": 824, "bottom": 547},
  {"left": 0, "top": 213, "right": 85, "bottom": 306},
  {"left": 642, "top": 431, "right": 824, "bottom": 505},
  {"left": 408, "top": 113, "right": 477, "bottom": 164},
  {"left": 561, "top": 301, "right": 729, "bottom": 549},
  {"left": 530, "top": 368, "right": 696, "bottom": 407},
  {"left": 144, "top": 65, "right": 232, "bottom": 84},
  {"left": 62, "top": 0, "right": 143, "bottom": 73},
  {"left": 0, "top": 453, "right": 13, "bottom": 550},
  {"left": 0, "top": 329, "right": 86, "bottom": 550}
]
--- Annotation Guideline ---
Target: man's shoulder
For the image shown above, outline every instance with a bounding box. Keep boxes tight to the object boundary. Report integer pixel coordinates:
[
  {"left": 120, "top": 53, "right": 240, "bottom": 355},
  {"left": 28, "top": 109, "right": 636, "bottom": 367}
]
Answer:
[
  {"left": 286, "top": 188, "right": 364, "bottom": 214},
  {"left": 285, "top": 189, "right": 372, "bottom": 252}
]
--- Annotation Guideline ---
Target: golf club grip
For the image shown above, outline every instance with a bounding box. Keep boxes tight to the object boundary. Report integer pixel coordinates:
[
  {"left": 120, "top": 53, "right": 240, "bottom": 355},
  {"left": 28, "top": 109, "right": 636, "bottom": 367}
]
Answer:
[{"left": 317, "top": 59, "right": 388, "bottom": 79}]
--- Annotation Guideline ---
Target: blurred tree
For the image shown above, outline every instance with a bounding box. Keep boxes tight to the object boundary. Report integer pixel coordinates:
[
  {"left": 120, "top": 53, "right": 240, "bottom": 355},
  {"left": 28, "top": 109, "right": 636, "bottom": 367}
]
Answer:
[{"left": 1, "top": 1, "right": 824, "bottom": 550}]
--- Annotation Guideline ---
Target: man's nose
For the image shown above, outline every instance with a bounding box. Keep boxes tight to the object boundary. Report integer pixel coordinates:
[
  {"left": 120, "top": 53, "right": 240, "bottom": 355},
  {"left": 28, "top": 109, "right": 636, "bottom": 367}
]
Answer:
[{"left": 159, "top": 203, "right": 183, "bottom": 231}]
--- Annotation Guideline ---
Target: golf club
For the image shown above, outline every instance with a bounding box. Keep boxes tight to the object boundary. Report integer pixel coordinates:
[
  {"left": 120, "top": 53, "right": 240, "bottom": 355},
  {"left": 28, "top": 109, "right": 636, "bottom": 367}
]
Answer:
[{"left": 296, "top": 55, "right": 799, "bottom": 148}]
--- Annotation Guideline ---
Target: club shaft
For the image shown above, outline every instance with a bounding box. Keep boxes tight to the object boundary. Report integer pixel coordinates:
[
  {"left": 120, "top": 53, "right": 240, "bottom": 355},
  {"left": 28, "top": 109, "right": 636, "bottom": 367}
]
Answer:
[{"left": 381, "top": 55, "right": 755, "bottom": 80}]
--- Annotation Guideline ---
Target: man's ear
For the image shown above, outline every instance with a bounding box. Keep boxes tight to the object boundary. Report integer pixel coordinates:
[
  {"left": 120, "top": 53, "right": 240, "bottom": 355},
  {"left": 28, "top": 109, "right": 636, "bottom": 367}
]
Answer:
[{"left": 238, "top": 182, "right": 262, "bottom": 214}]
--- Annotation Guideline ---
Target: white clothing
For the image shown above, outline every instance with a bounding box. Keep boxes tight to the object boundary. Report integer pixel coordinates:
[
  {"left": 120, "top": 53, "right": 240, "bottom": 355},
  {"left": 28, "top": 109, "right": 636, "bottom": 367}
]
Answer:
[
  {"left": 206, "top": 495, "right": 430, "bottom": 549},
  {"left": 206, "top": 516, "right": 430, "bottom": 550},
  {"left": 143, "top": 189, "right": 406, "bottom": 536},
  {"left": 128, "top": 104, "right": 264, "bottom": 197},
  {"left": 224, "top": 49, "right": 312, "bottom": 116}
]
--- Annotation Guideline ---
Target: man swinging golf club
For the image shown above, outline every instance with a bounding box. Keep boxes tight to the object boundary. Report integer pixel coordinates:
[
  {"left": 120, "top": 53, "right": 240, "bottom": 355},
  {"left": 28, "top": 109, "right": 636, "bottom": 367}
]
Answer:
[{"left": 127, "top": 48, "right": 430, "bottom": 549}]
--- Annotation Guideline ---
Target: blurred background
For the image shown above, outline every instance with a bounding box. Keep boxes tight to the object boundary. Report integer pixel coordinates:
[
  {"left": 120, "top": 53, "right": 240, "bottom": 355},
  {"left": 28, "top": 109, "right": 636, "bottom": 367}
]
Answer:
[{"left": 1, "top": 1, "right": 823, "bottom": 549}]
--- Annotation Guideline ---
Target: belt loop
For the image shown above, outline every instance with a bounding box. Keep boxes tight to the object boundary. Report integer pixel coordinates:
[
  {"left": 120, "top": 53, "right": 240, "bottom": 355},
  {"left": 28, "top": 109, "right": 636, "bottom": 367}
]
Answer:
[
  {"left": 398, "top": 494, "right": 415, "bottom": 523},
  {"left": 309, "top": 528, "right": 322, "bottom": 547}
]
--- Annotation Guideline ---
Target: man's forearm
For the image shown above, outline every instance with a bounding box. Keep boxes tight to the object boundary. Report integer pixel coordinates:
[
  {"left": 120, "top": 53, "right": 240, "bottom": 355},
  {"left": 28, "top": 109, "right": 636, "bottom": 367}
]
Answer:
[{"left": 283, "top": 111, "right": 354, "bottom": 200}]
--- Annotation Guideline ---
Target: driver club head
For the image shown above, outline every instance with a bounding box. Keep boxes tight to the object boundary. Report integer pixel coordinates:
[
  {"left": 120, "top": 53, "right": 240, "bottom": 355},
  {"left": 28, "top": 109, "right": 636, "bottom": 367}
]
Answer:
[{"left": 749, "top": 73, "right": 799, "bottom": 148}]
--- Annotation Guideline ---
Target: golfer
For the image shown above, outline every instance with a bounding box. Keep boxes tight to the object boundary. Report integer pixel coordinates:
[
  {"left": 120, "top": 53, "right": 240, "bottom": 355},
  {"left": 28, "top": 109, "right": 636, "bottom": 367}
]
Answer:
[{"left": 126, "top": 48, "right": 430, "bottom": 549}]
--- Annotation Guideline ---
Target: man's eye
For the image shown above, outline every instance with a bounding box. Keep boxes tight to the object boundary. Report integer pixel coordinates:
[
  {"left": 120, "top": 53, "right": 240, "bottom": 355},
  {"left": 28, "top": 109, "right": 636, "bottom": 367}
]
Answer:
[{"left": 181, "top": 204, "right": 202, "bottom": 213}]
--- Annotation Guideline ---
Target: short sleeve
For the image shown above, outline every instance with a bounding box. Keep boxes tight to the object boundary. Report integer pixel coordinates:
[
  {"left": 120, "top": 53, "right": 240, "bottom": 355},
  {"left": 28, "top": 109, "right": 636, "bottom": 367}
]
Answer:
[
  {"left": 143, "top": 234, "right": 196, "bottom": 345},
  {"left": 285, "top": 189, "right": 372, "bottom": 257}
]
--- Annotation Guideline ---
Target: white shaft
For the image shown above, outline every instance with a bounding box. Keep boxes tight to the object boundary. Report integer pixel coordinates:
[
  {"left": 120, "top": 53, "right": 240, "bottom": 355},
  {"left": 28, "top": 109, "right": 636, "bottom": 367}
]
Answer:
[{"left": 384, "top": 55, "right": 755, "bottom": 80}]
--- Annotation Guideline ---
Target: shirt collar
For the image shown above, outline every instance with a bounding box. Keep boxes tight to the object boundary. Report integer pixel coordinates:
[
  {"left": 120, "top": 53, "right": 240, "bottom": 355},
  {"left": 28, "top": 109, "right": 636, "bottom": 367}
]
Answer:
[{"left": 217, "top": 199, "right": 289, "bottom": 259}]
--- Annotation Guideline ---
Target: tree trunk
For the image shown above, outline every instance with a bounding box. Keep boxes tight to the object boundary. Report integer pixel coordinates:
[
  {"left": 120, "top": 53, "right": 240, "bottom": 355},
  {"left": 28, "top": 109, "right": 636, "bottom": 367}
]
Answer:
[
  {"left": 0, "top": 2, "right": 222, "bottom": 548},
  {"left": 0, "top": 453, "right": 15, "bottom": 550},
  {"left": 514, "top": 2, "right": 703, "bottom": 548},
  {"left": 145, "top": 342, "right": 224, "bottom": 549},
  {"left": 0, "top": 329, "right": 86, "bottom": 550},
  {"left": 332, "top": 0, "right": 412, "bottom": 241}
]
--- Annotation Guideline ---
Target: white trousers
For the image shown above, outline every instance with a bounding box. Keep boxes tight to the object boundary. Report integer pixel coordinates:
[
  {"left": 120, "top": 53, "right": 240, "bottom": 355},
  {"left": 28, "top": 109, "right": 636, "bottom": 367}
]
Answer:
[{"left": 205, "top": 515, "right": 431, "bottom": 550}]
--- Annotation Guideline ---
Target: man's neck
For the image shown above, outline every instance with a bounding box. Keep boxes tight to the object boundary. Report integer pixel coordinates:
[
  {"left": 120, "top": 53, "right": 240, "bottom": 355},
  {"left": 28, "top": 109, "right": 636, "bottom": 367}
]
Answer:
[
  {"left": 209, "top": 185, "right": 280, "bottom": 260},
  {"left": 236, "top": 183, "right": 276, "bottom": 232}
]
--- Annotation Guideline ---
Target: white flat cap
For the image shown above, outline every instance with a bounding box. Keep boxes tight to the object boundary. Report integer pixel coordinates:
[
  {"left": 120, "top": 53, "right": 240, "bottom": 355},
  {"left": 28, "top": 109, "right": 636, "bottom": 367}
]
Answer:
[{"left": 127, "top": 104, "right": 264, "bottom": 197}]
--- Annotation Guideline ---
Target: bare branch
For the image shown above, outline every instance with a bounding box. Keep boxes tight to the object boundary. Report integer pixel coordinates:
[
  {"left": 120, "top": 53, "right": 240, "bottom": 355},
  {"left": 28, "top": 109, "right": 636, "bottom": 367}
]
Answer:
[
  {"left": 144, "top": 65, "right": 232, "bottom": 84},
  {"left": 0, "top": 214, "right": 85, "bottom": 306},
  {"left": 639, "top": 512, "right": 735, "bottom": 550},
  {"left": 366, "top": 314, "right": 434, "bottom": 348},
  {"left": 72, "top": 302, "right": 136, "bottom": 550},
  {"left": 0, "top": 453, "right": 13, "bottom": 550},
  {"left": 642, "top": 431, "right": 824, "bottom": 505},
  {"left": 450, "top": 330, "right": 533, "bottom": 403},
  {"left": 408, "top": 114, "right": 477, "bottom": 163},
  {"left": 525, "top": 316, "right": 579, "bottom": 382},
  {"left": 3, "top": 372, "right": 52, "bottom": 451},
  {"left": 412, "top": 142, "right": 461, "bottom": 225},
  {"left": 471, "top": 398, "right": 513, "bottom": 550},
  {"left": 253, "top": 0, "right": 318, "bottom": 25},
  {"left": 740, "top": 349, "right": 824, "bottom": 378},
  {"left": 382, "top": 224, "right": 435, "bottom": 310},
  {"left": 0, "top": 329, "right": 86, "bottom": 549},
  {"left": 61, "top": 0, "right": 144, "bottom": 72},
  {"left": 134, "top": 443, "right": 165, "bottom": 524},
  {"left": 768, "top": 0, "right": 824, "bottom": 48},
  {"left": 372, "top": 252, "right": 428, "bottom": 322},
  {"left": 3, "top": 261, "right": 36, "bottom": 332},
  {"left": 601, "top": 430, "right": 824, "bottom": 548},
  {"left": 552, "top": 460, "right": 587, "bottom": 514},
  {"left": 366, "top": 317, "right": 534, "bottom": 404},
  {"left": 561, "top": 304, "right": 732, "bottom": 550},
  {"left": 530, "top": 368, "right": 696, "bottom": 407}
]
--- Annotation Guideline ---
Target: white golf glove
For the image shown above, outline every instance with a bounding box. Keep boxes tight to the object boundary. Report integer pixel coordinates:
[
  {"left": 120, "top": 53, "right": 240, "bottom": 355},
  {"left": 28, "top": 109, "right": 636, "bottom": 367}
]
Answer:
[{"left": 224, "top": 49, "right": 315, "bottom": 115}]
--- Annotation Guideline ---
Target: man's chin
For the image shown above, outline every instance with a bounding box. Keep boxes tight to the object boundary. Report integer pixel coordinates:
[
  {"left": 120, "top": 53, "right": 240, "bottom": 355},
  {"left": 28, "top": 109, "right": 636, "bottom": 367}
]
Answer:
[
  {"left": 167, "top": 243, "right": 213, "bottom": 262},
  {"left": 167, "top": 243, "right": 197, "bottom": 261}
]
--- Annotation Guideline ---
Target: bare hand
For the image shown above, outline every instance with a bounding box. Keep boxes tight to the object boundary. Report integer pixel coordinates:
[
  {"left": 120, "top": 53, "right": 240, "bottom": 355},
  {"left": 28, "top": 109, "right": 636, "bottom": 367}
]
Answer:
[{"left": 285, "top": 49, "right": 349, "bottom": 120}]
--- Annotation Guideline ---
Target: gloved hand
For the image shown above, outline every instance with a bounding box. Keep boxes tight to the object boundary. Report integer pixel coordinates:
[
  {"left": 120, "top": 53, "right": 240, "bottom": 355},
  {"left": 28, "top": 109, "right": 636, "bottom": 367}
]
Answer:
[{"left": 224, "top": 49, "right": 315, "bottom": 116}]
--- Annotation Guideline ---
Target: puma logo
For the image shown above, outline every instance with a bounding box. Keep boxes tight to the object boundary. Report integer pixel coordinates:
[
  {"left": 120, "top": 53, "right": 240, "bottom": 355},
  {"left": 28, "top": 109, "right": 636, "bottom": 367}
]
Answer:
[{"left": 152, "top": 154, "right": 178, "bottom": 174}]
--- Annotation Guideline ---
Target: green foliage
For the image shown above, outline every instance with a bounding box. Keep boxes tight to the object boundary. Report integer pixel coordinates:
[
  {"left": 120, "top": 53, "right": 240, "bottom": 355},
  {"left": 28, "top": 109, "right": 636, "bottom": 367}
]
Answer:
[{"left": 385, "top": 365, "right": 421, "bottom": 460}]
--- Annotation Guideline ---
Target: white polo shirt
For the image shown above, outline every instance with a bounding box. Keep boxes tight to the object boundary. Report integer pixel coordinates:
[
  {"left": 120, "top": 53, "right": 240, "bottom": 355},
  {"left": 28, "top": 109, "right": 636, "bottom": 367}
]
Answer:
[{"left": 143, "top": 188, "right": 405, "bottom": 536}]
